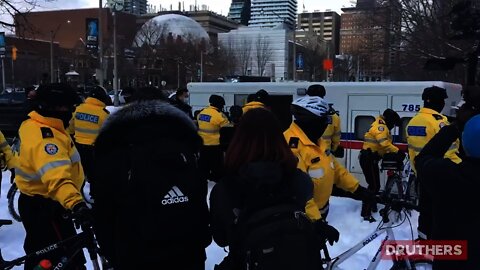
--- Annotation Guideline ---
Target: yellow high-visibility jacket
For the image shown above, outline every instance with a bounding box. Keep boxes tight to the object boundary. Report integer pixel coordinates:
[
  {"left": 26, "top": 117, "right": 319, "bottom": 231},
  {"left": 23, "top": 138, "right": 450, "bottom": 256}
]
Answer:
[
  {"left": 285, "top": 122, "right": 359, "bottom": 221},
  {"left": 15, "top": 111, "right": 85, "bottom": 210},
  {"left": 197, "top": 106, "right": 230, "bottom": 146},
  {"left": 319, "top": 113, "right": 341, "bottom": 155},
  {"left": 72, "top": 97, "right": 110, "bottom": 145},
  {"left": 242, "top": 101, "right": 265, "bottom": 114},
  {"left": 362, "top": 116, "right": 399, "bottom": 156},
  {"left": 0, "top": 131, "right": 17, "bottom": 169},
  {"left": 407, "top": 107, "right": 461, "bottom": 174}
]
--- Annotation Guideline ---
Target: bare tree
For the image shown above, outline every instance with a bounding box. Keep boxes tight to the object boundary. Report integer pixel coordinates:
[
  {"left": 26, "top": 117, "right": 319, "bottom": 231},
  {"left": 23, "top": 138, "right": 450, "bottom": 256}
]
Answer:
[
  {"left": 298, "top": 31, "right": 325, "bottom": 81},
  {"left": 218, "top": 36, "right": 237, "bottom": 76},
  {"left": 133, "top": 20, "right": 168, "bottom": 49},
  {"left": 255, "top": 35, "right": 273, "bottom": 76},
  {"left": 1, "top": 0, "right": 53, "bottom": 33},
  {"left": 237, "top": 37, "right": 252, "bottom": 75}
]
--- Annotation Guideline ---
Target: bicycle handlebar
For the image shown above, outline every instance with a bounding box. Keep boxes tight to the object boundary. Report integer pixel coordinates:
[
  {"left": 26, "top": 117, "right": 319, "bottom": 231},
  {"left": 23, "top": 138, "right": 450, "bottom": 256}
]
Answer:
[
  {"left": 0, "top": 220, "right": 12, "bottom": 227},
  {"left": 375, "top": 194, "right": 419, "bottom": 212}
]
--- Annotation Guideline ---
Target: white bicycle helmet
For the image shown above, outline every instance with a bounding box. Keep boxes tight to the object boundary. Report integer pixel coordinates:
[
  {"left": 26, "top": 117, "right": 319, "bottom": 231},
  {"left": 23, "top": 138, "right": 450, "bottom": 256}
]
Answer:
[{"left": 292, "top": 96, "right": 329, "bottom": 117}]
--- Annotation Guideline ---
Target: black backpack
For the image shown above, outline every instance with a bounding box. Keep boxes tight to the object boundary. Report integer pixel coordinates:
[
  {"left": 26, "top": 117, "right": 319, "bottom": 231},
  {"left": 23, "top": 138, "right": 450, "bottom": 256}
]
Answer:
[{"left": 235, "top": 203, "right": 322, "bottom": 270}]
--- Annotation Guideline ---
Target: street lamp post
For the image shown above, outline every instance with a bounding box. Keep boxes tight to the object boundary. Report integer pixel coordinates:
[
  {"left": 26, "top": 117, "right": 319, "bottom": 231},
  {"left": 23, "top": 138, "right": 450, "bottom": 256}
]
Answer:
[{"left": 50, "top": 20, "right": 70, "bottom": 83}]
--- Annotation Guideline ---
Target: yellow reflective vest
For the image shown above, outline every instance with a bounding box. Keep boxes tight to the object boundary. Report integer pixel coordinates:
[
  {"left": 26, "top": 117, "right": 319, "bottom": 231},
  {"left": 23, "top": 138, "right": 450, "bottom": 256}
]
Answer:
[
  {"left": 319, "top": 113, "right": 341, "bottom": 154},
  {"left": 362, "top": 116, "right": 399, "bottom": 156},
  {"left": 0, "top": 130, "right": 17, "bottom": 169},
  {"left": 284, "top": 122, "right": 359, "bottom": 221},
  {"left": 197, "top": 106, "right": 230, "bottom": 146},
  {"left": 407, "top": 107, "right": 461, "bottom": 174},
  {"left": 15, "top": 111, "right": 85, "bottom": 210},
  {"left": 242, "top": 101, "right": 265, "bottom": 114},
  {"left": 72, "top": 97, "right": 110, "bottom": 145}
]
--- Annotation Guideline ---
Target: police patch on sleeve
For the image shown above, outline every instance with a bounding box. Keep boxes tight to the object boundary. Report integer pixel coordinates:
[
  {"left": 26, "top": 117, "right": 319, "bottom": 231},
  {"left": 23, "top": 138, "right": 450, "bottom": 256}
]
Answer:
[
  {"left": 45, "top": 143, "right": 59, "bottom": 155},
  {"left": 378, "top": 126, "right": 385, "bottom": 132}
]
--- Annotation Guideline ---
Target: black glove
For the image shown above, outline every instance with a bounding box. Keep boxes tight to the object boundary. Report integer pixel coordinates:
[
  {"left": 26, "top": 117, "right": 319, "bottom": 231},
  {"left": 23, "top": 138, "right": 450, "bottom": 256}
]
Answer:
[
  {"left": 396, "top": 150, "right": 406, "bottom": 163},
  {"left": 72, "top": 202, "right": 93, "bottom": 231},
  {"left": 354, "top": 186, "right": 376, "bottom": 204},
  {"left": 332, "top": 146, "right": 345, "bottom": 158},
  {"left": 314, "top": 220, "right": 340, "bottom": 246},
  {"left": 9, "top": 169, "right": 15, "bottom": 184}
]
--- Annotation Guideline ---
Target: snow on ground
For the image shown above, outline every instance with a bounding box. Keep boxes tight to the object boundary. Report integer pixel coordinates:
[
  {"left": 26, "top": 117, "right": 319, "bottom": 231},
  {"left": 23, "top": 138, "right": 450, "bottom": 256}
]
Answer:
[{"left": 1, "top": 170, "right": 419, "bottom": 269}]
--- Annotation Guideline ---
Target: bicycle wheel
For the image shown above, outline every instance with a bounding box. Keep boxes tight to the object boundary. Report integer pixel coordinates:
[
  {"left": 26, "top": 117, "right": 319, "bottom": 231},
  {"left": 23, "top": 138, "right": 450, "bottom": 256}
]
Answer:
[
  {"left": 384, "top": 174, "right": 403, "bottom": 199},
  {"left": 7, "top": 183, "right": 21, "bottom": 222}
]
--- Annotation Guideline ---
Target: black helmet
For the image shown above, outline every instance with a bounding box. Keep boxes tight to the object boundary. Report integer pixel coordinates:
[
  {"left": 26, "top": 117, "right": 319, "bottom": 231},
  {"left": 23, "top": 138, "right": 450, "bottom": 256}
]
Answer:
[
  {"left": 209, "top": 94, "right": 225, "bottom": 109},
  {"left": 90, "top": 86, "right": 112, "bottom": 105},
  {"left": 383, "top": 109, "right": 401, "bottom": 128},
  {"left": 307, "top": 84, "right": 326, "bottom": 98},
  {"left": 422, "top": 86, "right": 448, "bottom": 101},
  {"left": 254, "top": 89, "right": 270, "bottom": 105},
  {"left": 35, "top": 83, "right": 81, "bottom": 110}
]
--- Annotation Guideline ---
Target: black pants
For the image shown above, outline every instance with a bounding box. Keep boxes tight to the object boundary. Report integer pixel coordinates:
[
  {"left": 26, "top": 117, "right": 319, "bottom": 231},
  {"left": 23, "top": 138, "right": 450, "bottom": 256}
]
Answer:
[
  {"left": 18, "top": 194, "right": 86, "bottom": 270},
  {"left": 359, "top": 150, "right": 380, "bottom": 217},
  {"left": 198, "top": 145, "right": 224, "bottom": 182},
  {"left": 75, "top": 143, "right": 95, "bottom": 197},
  {"left": 417, "top": 176, "right": 432, "bottom": 239}
]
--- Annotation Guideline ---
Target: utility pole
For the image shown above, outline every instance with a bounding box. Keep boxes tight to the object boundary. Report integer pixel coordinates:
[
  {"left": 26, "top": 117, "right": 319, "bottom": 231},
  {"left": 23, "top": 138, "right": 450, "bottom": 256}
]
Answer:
[
  {"left": 200, "top": 51, "right": 203, "bottom": 82},
  {"left": 113, "top": 10, "right": 119, "bottom": 106},
  {"left": 50, "top": 31, "right": 54, "bottom": 83},
  {"left": 292, "top": 22, "right": 296, "bottom": 81},
  {"left": 1, "top": 58, "right": 5, "bottom": 91},
  {"left": 177, "top": 61, "right": 180, "bottom": 88},
  {"left": 98, "top": 0, "right": 104, "bottom": 87}
]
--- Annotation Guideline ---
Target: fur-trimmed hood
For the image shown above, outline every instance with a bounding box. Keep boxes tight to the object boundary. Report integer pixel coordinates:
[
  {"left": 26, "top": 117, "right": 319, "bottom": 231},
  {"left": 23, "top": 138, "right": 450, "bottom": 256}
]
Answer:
[{"left": 95, "top": 100, "right": 201, "bottom": 153}]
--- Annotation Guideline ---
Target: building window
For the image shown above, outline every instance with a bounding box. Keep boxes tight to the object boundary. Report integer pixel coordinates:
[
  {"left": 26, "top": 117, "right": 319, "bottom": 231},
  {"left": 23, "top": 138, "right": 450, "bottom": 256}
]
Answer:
[{"left": 355, "top": 115, "right": 375, "bottom": 141}]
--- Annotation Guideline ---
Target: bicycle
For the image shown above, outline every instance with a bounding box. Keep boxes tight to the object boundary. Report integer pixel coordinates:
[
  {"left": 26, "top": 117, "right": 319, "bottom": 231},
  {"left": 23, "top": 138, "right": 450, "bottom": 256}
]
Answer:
[
  {"left": 380, "top": 155, "right": 419, "bottom": 206},
  {"left": 0, "top": 222, "right": 104, "bottom": 270},
  {"left": 320, "top": 195, "right": 431, "bottom": 270}
]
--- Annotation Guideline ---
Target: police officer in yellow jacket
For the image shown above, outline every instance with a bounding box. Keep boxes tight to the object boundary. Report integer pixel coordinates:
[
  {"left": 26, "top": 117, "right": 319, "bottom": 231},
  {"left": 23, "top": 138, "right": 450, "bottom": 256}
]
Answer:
[
  {"left": 0, "top": 130, "right": 17, "bottom": 191},
  {"left": 197, "top": 95, "right": 230, "bottom": 182},
  {"left": 360, "top": 109, "right": 405, "bottom": 222},
  {"left": 407, "top": 86, "right": 461, "bottom": 240},
  {"left": 242, "top": 89, "right": 269, "bottom": 114},
  {"left": 71, "top": 86, "right": 111, "bottom": 198},
  {"left": 284, "top": 96, "right": 374, "bottom": 223},
  {"left": 15, "top": 83, "right": 92, "bottom": 269},
  {"left": 306, "top": 85, "right": 343, "bottom": 157}
]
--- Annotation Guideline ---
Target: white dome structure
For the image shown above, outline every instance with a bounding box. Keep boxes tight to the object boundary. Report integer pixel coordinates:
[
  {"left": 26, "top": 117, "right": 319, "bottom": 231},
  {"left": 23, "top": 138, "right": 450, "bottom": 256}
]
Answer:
[{"left": 134, "top": 14, "right": 210, "bottom": 47}]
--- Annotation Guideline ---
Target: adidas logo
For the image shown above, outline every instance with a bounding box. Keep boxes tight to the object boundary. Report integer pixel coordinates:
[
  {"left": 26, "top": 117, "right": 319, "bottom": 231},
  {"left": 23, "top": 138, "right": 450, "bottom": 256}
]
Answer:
[{"left": 162, "top": 186, "right": 189, "bottom": 205}]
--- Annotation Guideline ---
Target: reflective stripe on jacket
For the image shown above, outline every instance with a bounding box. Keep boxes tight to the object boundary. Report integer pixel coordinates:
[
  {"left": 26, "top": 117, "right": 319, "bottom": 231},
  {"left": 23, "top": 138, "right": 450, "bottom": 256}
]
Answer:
[
  {"left": 197, "top": 106, "right": 230, "bottom": 146},
  {"left": 284, "top": 122, "right": 359, "bottom": 221},
  {"left": 319, "top": 113, "right": 341, "bottom": 154},
  {"left": 407, "top": 107, "right": 461, "bottom": 174},
  {"left": 362, "top": 116, "right": 399, "bottom": 156},
  {"left": 72, "top": 97, "right": 110, "bottom": 145},
  {"left": 242, "top": 101, "right": 265, "bottom": 114},
  {"left": 0, "top": 131, "right": 17, "bottom": 169},
  {"left": 15, "top": 111, "right": 85, "bottom": 210}
]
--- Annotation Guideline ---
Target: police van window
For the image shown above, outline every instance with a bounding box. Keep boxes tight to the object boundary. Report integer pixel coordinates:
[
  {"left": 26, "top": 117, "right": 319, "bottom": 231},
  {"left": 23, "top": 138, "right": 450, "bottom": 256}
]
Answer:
[
  {"left": 399, "top": 117, "right": 412, "bottom": 143},
  {"left": 355, "top": 116, "right": 375, "bottom": 141},
  {"left": 234, "top": 94, "right": 248, "bottom": 106}
]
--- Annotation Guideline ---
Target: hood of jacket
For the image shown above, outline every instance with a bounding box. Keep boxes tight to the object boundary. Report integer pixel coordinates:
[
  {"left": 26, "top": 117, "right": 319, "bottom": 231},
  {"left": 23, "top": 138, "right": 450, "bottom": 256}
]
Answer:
[{"left": 95, "top": 100, "right": 201, "bottom": 153}]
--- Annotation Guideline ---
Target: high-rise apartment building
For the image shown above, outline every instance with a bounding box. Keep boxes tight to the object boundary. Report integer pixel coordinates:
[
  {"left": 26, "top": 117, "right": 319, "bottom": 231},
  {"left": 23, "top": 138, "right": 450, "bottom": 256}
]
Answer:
[
  {"left": 124, "top": 0, "right": 148, "bottom": 15},
  {"left": 340, "top": 1, "right": 398, "bottom": 80},
  {"left": 248, "top": 0, "right": 297, "bottom": 29},
  {"left": 297, "top": 11, "right": 340, "bottom": 55},
  {"left": 228, "top": 0, "right": 251, "bottom": 25}
]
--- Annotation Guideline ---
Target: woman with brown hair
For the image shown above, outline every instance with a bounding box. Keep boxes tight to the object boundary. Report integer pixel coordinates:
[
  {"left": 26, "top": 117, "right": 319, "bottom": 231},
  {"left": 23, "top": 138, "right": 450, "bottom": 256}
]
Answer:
[{"left": 210, "top": 108, "right": 337, "bottom": 270}]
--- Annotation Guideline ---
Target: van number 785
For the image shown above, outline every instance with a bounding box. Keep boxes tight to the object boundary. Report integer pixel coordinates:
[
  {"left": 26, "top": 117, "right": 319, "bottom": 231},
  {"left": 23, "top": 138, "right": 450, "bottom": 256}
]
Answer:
[{"left": 402, "top": 104, "right": 420, "bottom": 112}]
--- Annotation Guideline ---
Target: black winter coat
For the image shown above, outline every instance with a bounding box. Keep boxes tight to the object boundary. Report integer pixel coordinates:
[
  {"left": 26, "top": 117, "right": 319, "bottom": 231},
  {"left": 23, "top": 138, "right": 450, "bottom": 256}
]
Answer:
[
  {"left": 210, "top": 162, "right": 315, "bottom": 267},
  {"left": 415, "top": 125, "right": 480, "bottom": 270},
  {"left": 169, "top": 95, "right": 194, "bottom": 119},
  {"left": 93, "top": 100, "right": 211, "bottom": 270}
]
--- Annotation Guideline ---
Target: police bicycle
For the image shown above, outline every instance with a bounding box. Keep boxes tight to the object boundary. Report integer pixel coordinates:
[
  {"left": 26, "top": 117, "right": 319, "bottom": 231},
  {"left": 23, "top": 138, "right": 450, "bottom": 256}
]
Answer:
[
  {"left": 380, "top": 154, "right": 419, "bottom": 206},
  {"left": 320, "top": 195, "right": 431, "bottom": 270},
  {"left": 0, "top": 220, "right": 108, "bottom": 270}
]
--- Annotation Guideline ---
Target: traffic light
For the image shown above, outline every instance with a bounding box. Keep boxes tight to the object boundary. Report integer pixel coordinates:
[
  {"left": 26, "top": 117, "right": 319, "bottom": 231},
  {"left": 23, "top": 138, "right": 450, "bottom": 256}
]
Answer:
[{"left": 12, "top": 46, "right": 17, "bottom": 61}]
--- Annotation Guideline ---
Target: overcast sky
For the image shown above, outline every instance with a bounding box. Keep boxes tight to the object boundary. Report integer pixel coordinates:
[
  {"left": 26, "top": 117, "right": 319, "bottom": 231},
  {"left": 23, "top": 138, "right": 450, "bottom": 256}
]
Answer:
[{"left": 43, "top": 0, "right": 354, "bottom": 15}]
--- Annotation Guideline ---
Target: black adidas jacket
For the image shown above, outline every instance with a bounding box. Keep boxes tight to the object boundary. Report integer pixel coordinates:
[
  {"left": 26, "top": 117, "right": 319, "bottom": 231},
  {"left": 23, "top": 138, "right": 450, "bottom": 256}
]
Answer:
[{"left": 93, "top": 100, "right": 211, "bottom": 269}]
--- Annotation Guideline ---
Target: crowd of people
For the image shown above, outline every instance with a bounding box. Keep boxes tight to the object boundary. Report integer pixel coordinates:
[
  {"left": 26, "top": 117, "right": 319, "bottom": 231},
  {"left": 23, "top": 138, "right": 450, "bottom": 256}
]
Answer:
[{"left": 0, "top": 82, "right": 479, "bottom": 270}]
